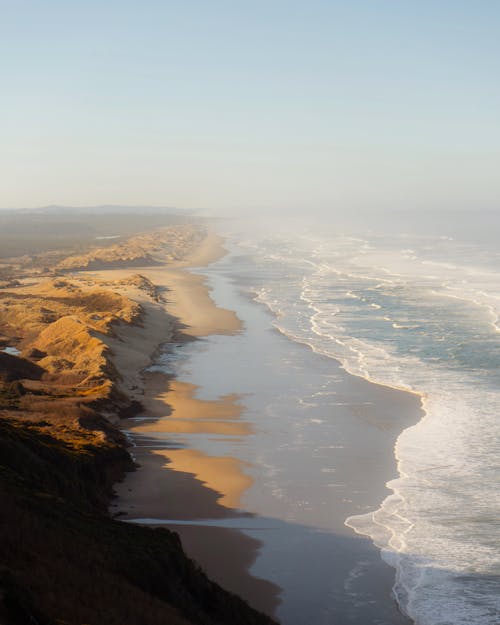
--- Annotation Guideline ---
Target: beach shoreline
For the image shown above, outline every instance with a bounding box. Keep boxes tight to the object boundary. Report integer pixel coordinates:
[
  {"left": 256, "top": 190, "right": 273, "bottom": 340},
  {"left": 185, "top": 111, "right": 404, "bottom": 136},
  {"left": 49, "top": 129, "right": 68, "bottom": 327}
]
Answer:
[
  {"left": 87, "top": 230, "right": 282, "bottom": 616},
  {"left": 0, "top": 219, "right": 280, "bottom": 625},
  {"left": 92, "top": 226, "right": 421, "bottom": 624},
  {"left": 159, "top": 233, "right": 421, "bottom": 625}
]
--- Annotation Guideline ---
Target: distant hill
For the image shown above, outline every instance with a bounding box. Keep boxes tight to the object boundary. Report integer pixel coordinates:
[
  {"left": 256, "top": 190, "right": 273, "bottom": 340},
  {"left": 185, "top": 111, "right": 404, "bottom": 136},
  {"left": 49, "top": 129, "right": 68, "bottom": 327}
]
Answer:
[
  {"left": 0, "top": 207, "right": 201, "bottom": 258},
  {"left": 0, "top": 204, "right": 192, "bottom": 215}
]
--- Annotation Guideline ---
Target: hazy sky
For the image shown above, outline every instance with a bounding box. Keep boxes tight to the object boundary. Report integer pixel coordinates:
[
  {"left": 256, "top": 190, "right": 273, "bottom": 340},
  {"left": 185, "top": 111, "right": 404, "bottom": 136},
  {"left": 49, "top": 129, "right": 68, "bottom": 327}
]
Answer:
[{"left": 1, "top": 1, "right": 499, "bottom": 214}]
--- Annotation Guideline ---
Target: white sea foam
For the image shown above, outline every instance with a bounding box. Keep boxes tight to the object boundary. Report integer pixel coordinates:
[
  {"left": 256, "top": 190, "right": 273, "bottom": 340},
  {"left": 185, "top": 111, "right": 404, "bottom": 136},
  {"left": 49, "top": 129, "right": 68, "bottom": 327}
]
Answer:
[{"left": 245, "top": 229, "right": 500, "bottom": 625}]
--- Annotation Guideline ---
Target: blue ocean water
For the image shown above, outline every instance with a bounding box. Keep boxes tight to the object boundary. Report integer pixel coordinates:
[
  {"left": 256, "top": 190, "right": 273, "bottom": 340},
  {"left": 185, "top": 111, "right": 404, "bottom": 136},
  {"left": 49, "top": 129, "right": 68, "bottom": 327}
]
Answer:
[{"left": 219, "top": 216, "right": 500, "bottom": 625}]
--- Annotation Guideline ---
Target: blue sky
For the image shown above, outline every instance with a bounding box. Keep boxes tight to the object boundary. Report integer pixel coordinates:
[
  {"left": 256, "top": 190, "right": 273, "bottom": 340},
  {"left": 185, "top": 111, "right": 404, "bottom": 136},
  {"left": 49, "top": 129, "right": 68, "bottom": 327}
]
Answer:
[{"left": 1, "top": 1, "right": 499, "bottom": 214}]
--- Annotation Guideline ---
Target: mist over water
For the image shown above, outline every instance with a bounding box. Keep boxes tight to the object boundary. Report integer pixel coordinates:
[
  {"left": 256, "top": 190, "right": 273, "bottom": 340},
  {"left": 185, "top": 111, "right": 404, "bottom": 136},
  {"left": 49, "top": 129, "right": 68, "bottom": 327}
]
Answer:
[{"left": 219, "top": 211, "right": 500, "bottom": 625}]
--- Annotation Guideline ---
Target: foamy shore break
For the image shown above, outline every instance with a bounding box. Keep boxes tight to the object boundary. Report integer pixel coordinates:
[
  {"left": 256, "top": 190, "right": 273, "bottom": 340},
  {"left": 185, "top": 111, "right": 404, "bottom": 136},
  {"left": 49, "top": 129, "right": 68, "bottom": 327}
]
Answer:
[{"left": 0, "top": 220, "right": 278, "bottom": 625}]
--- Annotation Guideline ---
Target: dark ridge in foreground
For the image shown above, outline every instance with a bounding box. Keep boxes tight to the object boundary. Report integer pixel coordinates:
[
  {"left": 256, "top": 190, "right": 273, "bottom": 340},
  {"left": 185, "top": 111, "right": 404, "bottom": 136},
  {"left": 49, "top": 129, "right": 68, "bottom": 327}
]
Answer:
[{"left": 0, "top": 416, "right": 277, "bottom": 625}]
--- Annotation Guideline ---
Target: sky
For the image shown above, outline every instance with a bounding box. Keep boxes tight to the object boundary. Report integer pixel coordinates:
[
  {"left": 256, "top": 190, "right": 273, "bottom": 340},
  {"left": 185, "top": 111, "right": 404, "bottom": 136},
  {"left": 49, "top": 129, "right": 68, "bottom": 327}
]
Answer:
[{"left": 1, "top": 1, "right": 500, "bottom": 215}]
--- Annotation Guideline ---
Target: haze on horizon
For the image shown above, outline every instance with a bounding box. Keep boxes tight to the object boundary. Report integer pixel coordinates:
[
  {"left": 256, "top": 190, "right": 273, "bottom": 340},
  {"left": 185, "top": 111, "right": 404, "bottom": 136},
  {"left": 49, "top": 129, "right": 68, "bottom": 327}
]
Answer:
[{"left": 1, "top": 1, "right": 499, "bottom": 216}]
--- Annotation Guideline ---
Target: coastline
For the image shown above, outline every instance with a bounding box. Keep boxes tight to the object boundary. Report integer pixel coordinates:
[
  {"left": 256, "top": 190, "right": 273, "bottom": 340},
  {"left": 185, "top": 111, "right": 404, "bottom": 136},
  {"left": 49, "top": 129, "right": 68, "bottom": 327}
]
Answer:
[
  {"left": 89, "top": 231, "right": 282, "bottom": 616},
  {"left": 84, "top": 226, "right": 420, "bottom": 623},
  {"left": 0, "top": 219, "right": 424, "bottom": 623},
  {"left": 0, "top": 222, "right": 279, "bottom": 625},
  {"left": 161, "top": 235, "right": 421, "bottom": 625}
]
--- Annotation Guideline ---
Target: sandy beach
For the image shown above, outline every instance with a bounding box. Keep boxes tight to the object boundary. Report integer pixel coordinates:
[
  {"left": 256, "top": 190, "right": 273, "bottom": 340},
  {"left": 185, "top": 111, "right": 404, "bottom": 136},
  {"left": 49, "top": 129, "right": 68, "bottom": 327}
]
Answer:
[
  {"left": 82, "top": 231, "right": 281, "bottom": 616},
  {"left": 80, "top": 227, "right": 422, "bottom": 624}
]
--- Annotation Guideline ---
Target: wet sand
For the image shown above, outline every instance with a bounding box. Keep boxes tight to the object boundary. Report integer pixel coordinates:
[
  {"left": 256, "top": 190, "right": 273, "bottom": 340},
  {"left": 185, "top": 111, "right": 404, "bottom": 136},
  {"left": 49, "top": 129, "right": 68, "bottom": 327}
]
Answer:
[
  {"left": 89, "top": 229, "right": 422, "bottom": 623},
  {"left": 87, "top": 232, "right": 281, "bottom": 616},
  {"left": 141, "top": 244, "right": 422, "bottom": 625}
]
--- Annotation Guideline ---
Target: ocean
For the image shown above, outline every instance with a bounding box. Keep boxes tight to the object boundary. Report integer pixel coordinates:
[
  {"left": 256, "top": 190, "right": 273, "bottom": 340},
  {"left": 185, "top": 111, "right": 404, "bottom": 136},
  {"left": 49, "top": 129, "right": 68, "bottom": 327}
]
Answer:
[
  {"left": 150, "top": 212, "right": 500, "bottom": 624},
  {"left": 202, "top": 214, "right": 500, "bottom": 625}
]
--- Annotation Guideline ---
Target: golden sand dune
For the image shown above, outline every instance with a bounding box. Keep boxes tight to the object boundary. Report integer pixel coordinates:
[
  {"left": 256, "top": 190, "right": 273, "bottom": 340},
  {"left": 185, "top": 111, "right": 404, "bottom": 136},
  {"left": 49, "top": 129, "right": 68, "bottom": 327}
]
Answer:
[
  {"left": 35, "top": 316, "right": 110, "bottom": 383},
  {"left": 0, "top": 225, "right": 212, "bottom": 455},
  {"left": 56, "top": 225, "right": 205, "bottom": 272},
  {"left": 0, "top": 278, "right": 143, "bottom": 394},
  {"left": 0, "top": 278, "right": 141, "bottom": 334},
  {"left": 0, "top": 225, "right": 218, "bottom": 435}
]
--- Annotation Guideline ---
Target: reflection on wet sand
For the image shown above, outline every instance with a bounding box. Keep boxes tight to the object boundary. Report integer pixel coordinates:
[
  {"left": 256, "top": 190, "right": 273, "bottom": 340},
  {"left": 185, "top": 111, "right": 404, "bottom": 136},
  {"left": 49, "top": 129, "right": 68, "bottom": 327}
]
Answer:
[
  {"left": 113, "top": 370, "right": 278, "bottom": 613},
  {"left": 126, "top": 376, "right": 253, "bottom": 510},
  {"left": 153, "top": 448, "right": 253, "bottom": 509},
  {"left": 156, "top": 380, "right": 243, "bottom": 421},
  {"left": 109, "top": 235, "right": 281, "bottom": 616},
  {"left": 132, "top": 379, "right": 252, "bottom": 436}
]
